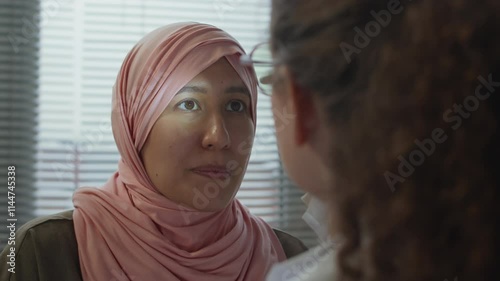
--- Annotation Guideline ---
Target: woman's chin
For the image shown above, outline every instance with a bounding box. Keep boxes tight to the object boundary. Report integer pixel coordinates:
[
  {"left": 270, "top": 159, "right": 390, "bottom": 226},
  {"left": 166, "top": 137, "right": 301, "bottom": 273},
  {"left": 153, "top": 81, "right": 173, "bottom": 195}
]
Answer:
[{"left": 188, "top": 184, "right": 237, "bottom": 212}]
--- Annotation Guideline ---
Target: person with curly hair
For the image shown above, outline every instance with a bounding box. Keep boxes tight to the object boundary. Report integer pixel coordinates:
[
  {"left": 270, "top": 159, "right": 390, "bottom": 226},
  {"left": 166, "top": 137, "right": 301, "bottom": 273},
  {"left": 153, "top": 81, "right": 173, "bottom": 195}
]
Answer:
[{"left": 257, "top": 0, "right": 500, "bottom": 280}]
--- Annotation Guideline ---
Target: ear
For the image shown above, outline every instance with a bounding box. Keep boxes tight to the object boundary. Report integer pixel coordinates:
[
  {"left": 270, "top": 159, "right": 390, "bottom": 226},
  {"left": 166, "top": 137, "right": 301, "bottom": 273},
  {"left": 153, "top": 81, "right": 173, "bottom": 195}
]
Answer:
[{"left": 283, "top": 67, "right": 318, "bottom": 145}]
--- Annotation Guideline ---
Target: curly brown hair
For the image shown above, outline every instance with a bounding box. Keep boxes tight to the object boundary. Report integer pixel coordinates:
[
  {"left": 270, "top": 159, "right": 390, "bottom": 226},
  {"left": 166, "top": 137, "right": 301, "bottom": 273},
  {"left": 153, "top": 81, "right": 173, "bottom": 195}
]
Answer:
[{"left": 271, "top": 0, "right": 500, "bottom": 280}]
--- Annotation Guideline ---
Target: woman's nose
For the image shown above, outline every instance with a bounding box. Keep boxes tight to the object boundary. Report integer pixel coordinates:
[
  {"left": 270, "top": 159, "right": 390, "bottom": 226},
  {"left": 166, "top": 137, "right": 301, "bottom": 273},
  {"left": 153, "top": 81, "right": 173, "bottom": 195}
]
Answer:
[{"left": 201, "top": 115, "right": 231, "bottom": 150}]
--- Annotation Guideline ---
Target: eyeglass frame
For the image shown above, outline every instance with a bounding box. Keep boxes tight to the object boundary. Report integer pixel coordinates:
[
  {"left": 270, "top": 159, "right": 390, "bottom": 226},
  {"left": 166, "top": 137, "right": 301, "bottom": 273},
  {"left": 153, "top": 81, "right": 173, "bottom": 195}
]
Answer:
[{"left": 240, "top": 42, "right": 281, "bottom": 96}]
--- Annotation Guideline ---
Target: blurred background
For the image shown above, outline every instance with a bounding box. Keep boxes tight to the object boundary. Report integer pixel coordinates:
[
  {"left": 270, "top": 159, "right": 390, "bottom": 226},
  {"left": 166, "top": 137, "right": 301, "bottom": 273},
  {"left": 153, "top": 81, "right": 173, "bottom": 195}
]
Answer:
[{"left": 0, "top": 0, "right": 317, "bottom": 249}]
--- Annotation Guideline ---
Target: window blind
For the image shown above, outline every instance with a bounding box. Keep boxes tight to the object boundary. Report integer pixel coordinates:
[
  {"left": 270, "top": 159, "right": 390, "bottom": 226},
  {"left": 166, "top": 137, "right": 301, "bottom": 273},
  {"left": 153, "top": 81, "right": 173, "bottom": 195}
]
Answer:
[
  {"left": 35, "top": 0, "right": 318, "bottom": 248},
  {"left": 0, "top": 0, "right": 40, "bottom": 249}
]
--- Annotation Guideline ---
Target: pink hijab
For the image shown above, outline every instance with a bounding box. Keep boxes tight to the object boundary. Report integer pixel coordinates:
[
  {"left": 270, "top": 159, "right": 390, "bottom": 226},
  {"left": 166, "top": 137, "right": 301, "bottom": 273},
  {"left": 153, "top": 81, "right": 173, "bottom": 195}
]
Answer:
[{"left": 73, "top": 22, "right": 286, "bottom": 281}]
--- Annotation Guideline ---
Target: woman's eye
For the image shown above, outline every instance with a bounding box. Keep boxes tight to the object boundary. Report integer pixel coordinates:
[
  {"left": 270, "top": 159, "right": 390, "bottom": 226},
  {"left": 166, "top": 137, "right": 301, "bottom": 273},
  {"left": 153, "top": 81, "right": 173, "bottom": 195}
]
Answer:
[
  {"left": 177, "top": 100, "right": 200, "bottom": 111},
  {"left": 226, "top": 100, "right": 246, "bottom": 112}
]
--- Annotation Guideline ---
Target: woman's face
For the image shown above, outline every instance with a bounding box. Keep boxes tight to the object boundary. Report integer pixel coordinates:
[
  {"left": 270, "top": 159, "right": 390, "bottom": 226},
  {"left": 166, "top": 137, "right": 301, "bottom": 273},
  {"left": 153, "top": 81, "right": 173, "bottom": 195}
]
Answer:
[
  {"left": 141, "top": 58, "right": 254, "bottom": 211},
  {"left": 270, "top": 66, "right": 332, "bottom": 198}
]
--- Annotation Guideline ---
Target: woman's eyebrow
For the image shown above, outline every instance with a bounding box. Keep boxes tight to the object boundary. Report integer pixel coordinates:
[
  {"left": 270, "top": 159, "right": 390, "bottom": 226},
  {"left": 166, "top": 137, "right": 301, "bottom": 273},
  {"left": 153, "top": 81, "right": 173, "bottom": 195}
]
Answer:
[
  {"left": 175, "top": 86, "right": 250, "bottom": 97},
  {"left": 225, "top": 86, "right": 250, "bottom": 97},
  {"left": 176, "top": 86, "right": 208, "bottom": 95}
]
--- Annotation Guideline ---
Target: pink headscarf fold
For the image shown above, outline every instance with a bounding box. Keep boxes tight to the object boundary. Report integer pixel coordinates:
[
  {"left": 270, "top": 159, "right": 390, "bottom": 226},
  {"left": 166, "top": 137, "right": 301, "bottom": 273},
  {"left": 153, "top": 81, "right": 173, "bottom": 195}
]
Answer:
[{"left": 73, "top": 22, "right": 286, "bottom": 281}]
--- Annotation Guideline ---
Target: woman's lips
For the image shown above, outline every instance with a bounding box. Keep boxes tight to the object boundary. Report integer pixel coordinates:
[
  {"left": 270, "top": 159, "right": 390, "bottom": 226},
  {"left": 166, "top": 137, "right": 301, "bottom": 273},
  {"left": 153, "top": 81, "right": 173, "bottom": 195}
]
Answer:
[{"left": 191, "top": 166, "right": 231, "bottom": 179}]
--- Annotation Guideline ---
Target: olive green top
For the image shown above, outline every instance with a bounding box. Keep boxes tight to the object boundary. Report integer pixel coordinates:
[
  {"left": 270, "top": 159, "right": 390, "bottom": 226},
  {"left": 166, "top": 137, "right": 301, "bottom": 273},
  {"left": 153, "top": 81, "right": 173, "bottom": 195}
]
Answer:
[{"left": 0, "top": 210, "right": 307, "bottom": 281}]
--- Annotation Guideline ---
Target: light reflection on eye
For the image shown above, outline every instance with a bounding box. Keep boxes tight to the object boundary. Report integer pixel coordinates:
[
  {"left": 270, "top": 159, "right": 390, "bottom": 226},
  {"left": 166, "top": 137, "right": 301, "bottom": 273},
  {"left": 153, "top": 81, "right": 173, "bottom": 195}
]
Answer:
[
  {"left": 226, "top": 100, "right": 246, "bottom": 112},
  {"left": 177, "top": 100, "right": 200, "bottom": 111}
]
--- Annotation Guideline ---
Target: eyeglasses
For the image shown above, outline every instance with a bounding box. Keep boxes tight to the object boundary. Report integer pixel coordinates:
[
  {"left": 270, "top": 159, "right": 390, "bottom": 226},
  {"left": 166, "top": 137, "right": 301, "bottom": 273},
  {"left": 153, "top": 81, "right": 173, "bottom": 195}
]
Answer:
[{"left": 240, "top": 42, "right": 277, "bottom": 96}]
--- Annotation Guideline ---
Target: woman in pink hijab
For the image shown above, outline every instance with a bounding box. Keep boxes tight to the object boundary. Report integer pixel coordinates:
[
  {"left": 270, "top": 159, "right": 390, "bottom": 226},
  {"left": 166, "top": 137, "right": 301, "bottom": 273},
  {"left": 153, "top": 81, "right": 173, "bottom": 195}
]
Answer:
[{"left": 0, "top": 22, "right": 307, "bottom": 281}]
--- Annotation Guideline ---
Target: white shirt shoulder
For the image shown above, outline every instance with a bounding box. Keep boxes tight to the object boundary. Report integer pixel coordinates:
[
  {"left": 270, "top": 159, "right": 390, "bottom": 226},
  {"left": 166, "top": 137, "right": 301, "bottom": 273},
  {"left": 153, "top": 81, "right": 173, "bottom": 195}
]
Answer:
[{"left": 266, "top": 241, "right": 337, "bottom": 281}]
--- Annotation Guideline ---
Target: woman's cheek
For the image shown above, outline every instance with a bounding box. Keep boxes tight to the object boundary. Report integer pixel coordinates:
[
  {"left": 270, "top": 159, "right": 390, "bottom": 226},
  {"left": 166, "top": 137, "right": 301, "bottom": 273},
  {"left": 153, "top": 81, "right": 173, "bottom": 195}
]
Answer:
[
  {"left": 173, "top": 115, "right": 203, "bottom": 139},
  {"left": 230, "top": 119, "right": 254, "bottom": 148}
]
